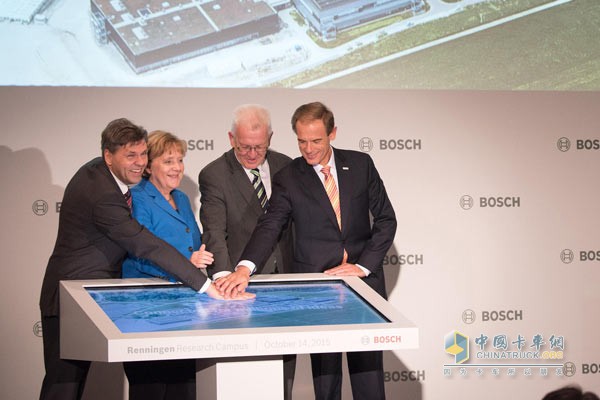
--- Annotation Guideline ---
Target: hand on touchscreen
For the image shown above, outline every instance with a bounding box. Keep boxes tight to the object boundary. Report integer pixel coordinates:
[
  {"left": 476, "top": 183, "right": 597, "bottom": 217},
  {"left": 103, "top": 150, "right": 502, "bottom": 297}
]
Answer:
[
  {"left": 214, "top": 267, "right": 251, "bottom": 298},
  {"left": 206, "top": 282, "right": 255, "bottom": 300}
]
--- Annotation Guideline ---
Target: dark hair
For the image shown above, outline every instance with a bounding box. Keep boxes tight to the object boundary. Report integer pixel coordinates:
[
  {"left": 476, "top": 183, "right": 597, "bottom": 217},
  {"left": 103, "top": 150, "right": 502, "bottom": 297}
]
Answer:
[
  {"left": 542, "top": 386, "right": 600, "bottom": 400},
  {"left": 291, "top": 102, "right": 335, "bottom": 135},
  {"left": 101, "top": 118, "right": 148, "bottom": 155}
]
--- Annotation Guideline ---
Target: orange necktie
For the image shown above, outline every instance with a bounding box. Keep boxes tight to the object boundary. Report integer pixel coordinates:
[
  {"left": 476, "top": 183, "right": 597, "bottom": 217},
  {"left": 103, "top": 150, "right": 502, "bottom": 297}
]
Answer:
[{"left": 322, "top": 166, "right": 348, "bottom": 264}]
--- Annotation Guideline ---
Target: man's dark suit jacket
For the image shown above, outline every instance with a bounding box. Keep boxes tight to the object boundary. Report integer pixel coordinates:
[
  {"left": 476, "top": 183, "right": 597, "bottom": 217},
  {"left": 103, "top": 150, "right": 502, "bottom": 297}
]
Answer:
[
  {"left": 40, "top": 157, "right": 208, "bottom": 317},
  {"left": 199, "top": 149, "right": 293, "bottom": 276},
  {"left": 240, "top": 148, "right": 396, "bottom": 297}
]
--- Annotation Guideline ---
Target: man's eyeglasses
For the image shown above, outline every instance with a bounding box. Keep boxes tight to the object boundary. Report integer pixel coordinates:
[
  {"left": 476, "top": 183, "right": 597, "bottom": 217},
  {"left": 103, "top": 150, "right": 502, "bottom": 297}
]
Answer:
[{"left": 235, "top": 145, "right": 268, "bottom": 154}]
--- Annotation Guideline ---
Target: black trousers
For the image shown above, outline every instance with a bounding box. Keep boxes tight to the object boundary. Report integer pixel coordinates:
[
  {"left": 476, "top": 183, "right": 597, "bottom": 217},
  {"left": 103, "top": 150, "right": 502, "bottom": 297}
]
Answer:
[
  {"left": 39, "top": 316, "right": 91, "bottom": 400},
  {"left": 311, "top": 351, "right": 385, "bottom": 400},
  {"left": 124, "top": 360, "right": 196, "bottom": 400}
]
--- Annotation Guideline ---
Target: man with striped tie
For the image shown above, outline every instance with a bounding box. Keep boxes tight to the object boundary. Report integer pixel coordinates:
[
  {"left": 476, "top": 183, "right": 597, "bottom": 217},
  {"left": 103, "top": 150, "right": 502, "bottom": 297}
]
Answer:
[{"left": 198, "top": 104, "right": 296, "bottom": 398}]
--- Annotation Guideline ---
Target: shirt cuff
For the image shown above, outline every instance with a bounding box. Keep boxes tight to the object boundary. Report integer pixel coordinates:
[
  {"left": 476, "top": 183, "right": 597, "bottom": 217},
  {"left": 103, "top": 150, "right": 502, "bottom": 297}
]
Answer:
[
  {"left": 356, "top": 264, "right": 370, "bottom": 277},
  {"left": 236, "top": 260, "right": 256, "bottom": 275},
  {"left": 198, "top": 279, "right": 212, "bottom": 293},
  {"left": 212, "top": 271, "right": 231, "bottom": 280}
]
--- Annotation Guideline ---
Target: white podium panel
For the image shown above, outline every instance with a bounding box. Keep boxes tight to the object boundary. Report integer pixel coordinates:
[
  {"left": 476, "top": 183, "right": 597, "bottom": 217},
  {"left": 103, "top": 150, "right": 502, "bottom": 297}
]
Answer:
[
  {"left": 196, "top": 356, "right": 284, "bottom": 400},
  {"left": 60, "top": 274, "right": 419, "bottom": 399}
]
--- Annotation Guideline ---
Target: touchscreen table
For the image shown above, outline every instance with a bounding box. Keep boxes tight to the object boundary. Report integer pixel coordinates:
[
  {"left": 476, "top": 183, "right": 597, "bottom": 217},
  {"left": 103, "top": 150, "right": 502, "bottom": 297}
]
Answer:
[
  {"left": 60, "top": 274, "right": 418, "bottom": 400},
  {"left": 61, "top": 274, "right": 417, "bottom": 362},
  {"left": 86, "top": 280, "right": 388, "bottom": 333}
]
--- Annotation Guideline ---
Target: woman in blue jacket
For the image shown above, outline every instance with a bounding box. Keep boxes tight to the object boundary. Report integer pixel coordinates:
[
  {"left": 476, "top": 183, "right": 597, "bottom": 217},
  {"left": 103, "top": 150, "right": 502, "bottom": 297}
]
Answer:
[
  {"left": 123, "top": 130, "right": 213, "bottom": 279},
  {"left": 122, "top": 130, "right": 213, "bottom": 400}
]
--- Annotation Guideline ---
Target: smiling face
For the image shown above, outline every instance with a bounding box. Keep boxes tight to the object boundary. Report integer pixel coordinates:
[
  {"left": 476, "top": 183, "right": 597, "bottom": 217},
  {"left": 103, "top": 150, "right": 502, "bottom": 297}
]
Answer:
[
  {"left": 103, "top": 140, "right": 148, "bottom": 185},
  {"left": 146, "top": 145, "right": 184, "bottom": 195},
  {"left": 295, "top": 119, "right": 336, "bottom": 167}
]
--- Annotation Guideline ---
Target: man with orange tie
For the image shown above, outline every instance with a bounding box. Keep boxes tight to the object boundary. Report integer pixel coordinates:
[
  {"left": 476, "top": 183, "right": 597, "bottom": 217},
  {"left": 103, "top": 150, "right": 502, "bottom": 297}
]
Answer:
[{"left": 217, "top": 101, "right": 397, "bottom": 400}]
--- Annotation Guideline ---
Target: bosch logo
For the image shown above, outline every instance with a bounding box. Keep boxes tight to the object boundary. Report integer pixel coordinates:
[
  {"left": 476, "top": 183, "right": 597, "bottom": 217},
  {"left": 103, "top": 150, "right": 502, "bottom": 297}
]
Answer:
[
  {"left": 460, "top": 195, "right": 521, "bottom": 209},
  {"left": 379, "top": 139, "right": 422, "bottom": 150},
  {"left": 579, "top": 250, "right": 600, "bottom": 261},
  {"left": 384, "top": 370, "right": 425, "bottom": 382},
  {"left": 359, "top": 137, "right": 373, "bottom": 152},
  {"left": 480, "top": 197, "right": 521, "bottom": 208},
  {"left": 582, "top": 363, "right": 600, "bottom": 374},
  {"left": 462, "top": 309, "right": 476, "bottom": 324},
  {"left": 383, "top": 253, "right": 424, "bottom": 266},
  {"left": 186, "top": 139, "right": 214, "bottom": 151},
  {"left": 32, "top": 200, "right": 49, "bottom": 216},
  {"left": 563, "top": 362, "right": 576, "bottom": 377},
  {"left": 576, "top": 139, "right": 600, "bottom": 150},
  {"left": 560, "top": 249, "right": 574, "bottom": 264},
  {"left": 33, "top": 321, "right": 43, "bottom": 337},
  {"left": 481, "top": 310, "right": 523, "bottom": 322},
  {"left": 557, "top": 137, "right": 571, "bottom": 152},
  {"left": 361, "top": 336, "right": 370, "bottom": 345},
  {"left": 460, "top": 195, "right": 473, "bottom": 210},
  {"left": 373, "top": 335, "right": 402, "bottom": 344}
]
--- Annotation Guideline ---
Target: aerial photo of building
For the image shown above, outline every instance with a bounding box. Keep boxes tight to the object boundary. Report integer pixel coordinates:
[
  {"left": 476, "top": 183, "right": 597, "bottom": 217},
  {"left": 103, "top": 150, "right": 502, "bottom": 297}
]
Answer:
[
  {"left": 90, "top": 0, "right": 281, "bottom": 73},
  {"left": 293, "top": 0, "right": 424, "bottom": 40}
]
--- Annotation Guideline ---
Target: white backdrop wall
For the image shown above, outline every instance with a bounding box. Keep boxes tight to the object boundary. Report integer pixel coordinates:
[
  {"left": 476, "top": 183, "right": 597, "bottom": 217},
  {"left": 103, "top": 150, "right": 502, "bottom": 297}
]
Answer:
[{"left": 0, "top": 87, "right": 599, "bottom": 399}]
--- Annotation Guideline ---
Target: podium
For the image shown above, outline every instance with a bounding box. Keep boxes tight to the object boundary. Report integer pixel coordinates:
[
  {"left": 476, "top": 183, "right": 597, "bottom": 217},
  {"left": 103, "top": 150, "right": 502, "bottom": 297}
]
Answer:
[{"left": 60, "top": 273, "right": 418, "bottom": 399}]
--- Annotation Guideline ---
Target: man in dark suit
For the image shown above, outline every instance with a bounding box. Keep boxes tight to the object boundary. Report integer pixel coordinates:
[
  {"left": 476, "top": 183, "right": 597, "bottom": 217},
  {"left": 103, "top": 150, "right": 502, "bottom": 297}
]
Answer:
[
  {"left": 39, "top": 118, "right": 245, "bottom": 400},
  {"left": 198, "top": 104, "right": 295, "bottom": 398},
  {"left": 218, "top": 102, "right": 397, "bottom": 400}
]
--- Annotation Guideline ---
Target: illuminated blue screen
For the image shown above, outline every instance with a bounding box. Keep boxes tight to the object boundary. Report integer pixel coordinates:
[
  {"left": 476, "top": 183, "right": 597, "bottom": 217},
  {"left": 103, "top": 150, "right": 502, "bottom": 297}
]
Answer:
[{"left": 86, "top": 281, "right": 388, "bottom": 333}]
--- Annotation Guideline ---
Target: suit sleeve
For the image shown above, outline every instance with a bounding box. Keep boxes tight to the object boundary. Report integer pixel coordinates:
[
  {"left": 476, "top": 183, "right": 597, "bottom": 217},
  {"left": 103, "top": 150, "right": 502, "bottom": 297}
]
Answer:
[
  {"left": 357, "top": 156, "right": 397, "bottom": 274},
  {"left": 92, "top": 190, "right": 208, "bottom": 291},
  {"left": 199, "top": 168, "right": 233, "bottom": 276}
]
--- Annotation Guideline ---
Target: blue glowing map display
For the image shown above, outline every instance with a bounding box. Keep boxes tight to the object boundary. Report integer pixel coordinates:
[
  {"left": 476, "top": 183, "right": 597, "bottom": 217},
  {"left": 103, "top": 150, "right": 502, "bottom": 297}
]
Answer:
[{"left": 86, "top": 281, "right": 388, "bottom": 333}]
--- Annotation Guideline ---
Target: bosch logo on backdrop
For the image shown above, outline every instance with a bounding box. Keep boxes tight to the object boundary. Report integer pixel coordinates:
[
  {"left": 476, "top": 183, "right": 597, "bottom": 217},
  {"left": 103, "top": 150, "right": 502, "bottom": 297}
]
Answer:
[
  {"left": 560, "top": 249, "right": 574, "bottom": 264},
  {"left": 481, "top": 310, "right": 523, "bottom": 322},
  {"left": 32, "top": 199, "right": 62, "bottom": 215},
  {"left": 460, "top": 195, "right": 521, "bottom": 209},
  {"left": 557, "top": 137, "right": 600, "bottom": 151},
  {"left": 379, "top": 139, "right": 422, "bottom": 150},
  {"left": 359, "top": 137, "right": 373, "bottom": 152},
  {"left": 33, "top": 321, "right": 43, "bottom": 337},
  {"left": 383, "top": 253, "right": 424, "bottom": 266},
  {"left": 582, "top": 363, "right": 600, "bottom": 374},
  {"left": 460, "top": 195, "right": 474, "bottom": 210},
  {"left": 561, "top": 249, "right": 600, "bottom": 263},
  {"left": 384, "top": 370, "right": 425, "bottom": 382},
  {"left": 32, "top": 200, "right": 49, "bottom": 216},
  {"left": 462, "top": 309, "right": 476, "bottom": 324},
  {"left": 563, "top": 362, "right": 576, "bottom": 377},
  {"left": 557, "top": 137, "right": 571, "bottom": 152},
  {"left": 359, "top": 137, "right": 422, "bottom": 151},
  {"left": 185, "top": 139, "right": 214, "bottom": 151}
]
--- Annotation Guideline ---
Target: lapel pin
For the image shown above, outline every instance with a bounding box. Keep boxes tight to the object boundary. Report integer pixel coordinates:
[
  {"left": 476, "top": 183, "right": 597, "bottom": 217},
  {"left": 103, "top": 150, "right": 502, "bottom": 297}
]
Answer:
[{"left": 342, "top": 167, "right": 349, "bottom": 170}]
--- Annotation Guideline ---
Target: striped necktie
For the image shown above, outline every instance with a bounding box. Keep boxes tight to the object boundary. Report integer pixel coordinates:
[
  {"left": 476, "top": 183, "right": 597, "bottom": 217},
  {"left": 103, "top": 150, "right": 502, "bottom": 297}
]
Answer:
[
  {"left": 124, "top": 189, "right": 132, "bottom": 211},
  {"left": 322, "top": 165, "right": 348, "bottom": 264},
  {"left": 250, "top": 168, "right": 268, "bottom": 211},
  {"left": 321, "top": 166, "right": 341, "bottom": 229}
]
